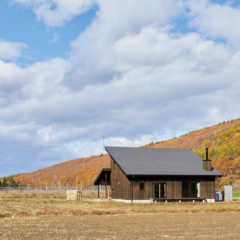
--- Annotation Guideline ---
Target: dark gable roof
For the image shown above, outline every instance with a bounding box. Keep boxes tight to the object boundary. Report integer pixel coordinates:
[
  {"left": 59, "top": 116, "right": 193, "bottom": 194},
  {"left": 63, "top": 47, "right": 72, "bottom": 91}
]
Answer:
[
  {"left": 105, "top": 146, "right": 222, "bottom": 176},
  {"left": 94, "top": 168, "right": 111, "bottom": 185}
]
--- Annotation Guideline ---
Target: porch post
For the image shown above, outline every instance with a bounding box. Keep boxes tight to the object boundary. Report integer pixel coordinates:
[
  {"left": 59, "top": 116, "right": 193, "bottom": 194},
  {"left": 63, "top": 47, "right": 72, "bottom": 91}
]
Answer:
[
  {"left": 98, "top": 184, "right": 100, "bottom": 199},
  {"left": 105, "top": 172, "right": 107, "bottom": 199}
]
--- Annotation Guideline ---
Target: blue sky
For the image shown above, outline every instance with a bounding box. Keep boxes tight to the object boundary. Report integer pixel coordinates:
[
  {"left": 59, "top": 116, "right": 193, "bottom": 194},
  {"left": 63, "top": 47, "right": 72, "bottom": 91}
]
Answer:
[
  {"left": 1, "top": 0, "right": 240, "bottom": 176},
  {"left": 0, "top": 1, "right": 97, "bottom": 63}
]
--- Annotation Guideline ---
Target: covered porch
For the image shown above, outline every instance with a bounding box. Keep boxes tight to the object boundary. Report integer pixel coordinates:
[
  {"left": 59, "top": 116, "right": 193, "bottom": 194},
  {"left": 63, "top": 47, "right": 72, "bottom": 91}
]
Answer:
[{"left": 94, "top": 168, "right": 111, "bottom": 199}]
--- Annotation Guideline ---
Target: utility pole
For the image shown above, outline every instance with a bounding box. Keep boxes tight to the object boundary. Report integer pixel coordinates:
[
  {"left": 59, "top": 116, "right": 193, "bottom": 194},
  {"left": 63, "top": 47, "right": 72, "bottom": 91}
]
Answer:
[{"left": 102, "top": 135, "right": 105, "bottom": 148}]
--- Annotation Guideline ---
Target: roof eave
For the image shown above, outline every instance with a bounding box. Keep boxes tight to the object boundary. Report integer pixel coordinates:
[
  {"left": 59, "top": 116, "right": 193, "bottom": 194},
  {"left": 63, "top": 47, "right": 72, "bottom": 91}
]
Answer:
[{"left": 126, "top": 173, "right": 222, "bottom": 177}]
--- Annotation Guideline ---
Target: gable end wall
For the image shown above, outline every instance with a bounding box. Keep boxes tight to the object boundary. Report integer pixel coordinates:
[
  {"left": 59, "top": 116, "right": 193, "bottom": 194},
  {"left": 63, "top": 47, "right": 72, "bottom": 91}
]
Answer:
[{"left": 111, "top": 158, "right": 131, "bottom": 200}]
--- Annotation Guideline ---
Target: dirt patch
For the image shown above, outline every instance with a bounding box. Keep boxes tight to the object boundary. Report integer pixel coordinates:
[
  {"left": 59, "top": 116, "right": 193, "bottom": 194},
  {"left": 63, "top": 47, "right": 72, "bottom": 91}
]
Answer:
[
  {"left": 1, "top": 198, "right": 240, "bottom": 239},
  {"left": 0, "top": 213, "right": 240, "bottom": 240}
]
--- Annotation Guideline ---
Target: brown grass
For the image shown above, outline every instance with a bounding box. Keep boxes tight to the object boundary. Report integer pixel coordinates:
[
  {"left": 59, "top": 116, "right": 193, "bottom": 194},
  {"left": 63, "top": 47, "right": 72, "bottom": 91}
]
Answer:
[
  {"left": 0, "top": 213, "right": 240, "bottom": 239},
  {"left": 1, "top": 194, "right": 240, "bottom": 239},
  {"left": 0, "top": 189, "right": 66, "bottom": 199},
  {"left": 1, "top": 192, "right": 240, "bottom": 218}
]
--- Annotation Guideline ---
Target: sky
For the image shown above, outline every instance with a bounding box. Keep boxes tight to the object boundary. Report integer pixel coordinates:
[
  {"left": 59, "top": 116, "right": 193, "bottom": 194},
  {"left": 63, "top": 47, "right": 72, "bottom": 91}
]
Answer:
[{"left": 1, "top": 0, "right": 240, "bottom": 176}]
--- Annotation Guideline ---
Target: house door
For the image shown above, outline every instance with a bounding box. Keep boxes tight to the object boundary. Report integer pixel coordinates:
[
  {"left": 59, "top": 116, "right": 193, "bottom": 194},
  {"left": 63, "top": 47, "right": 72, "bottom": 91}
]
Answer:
[
  {"left": 154, "top": 183, "right": 166, "bottom": 199},
  {"left": 182, "top": 182, "right": 200, "bottom": 198}
]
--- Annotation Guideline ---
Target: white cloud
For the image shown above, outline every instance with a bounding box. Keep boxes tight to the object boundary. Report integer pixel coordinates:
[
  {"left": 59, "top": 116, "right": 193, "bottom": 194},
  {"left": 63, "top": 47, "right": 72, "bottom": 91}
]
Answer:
[
  {"left": 187, "top": 0, "right": 240, "bottom": 46},
  {"left": 97, "top": 0, "right": 183, "bottom": 35},
  {"left": 67, "top": 0, "right": 185, "bottom": 88},
  {"left": 3, "top": 0, "right": 240, "bottom": 175},
  {"left": 14, "top": 0, "right": 96, "bottom": 26},
  {"left": 63, "top": 133, "right": 172, "bottom": 158},
  {"left": 1, "top": 27, "right": 238, "bottom": 144},
  {"left": 13, "top": 0, "right": 185, "bottom": 28},
  {"left": 0, "top": 40, "right": 26, "bottom": 60}
]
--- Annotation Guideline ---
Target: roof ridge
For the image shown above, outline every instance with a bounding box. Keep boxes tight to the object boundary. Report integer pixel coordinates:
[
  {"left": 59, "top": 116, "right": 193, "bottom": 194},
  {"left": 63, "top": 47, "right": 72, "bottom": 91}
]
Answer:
[
  {"left": 105, "top": 146, "right": 222, "bottom": 176},
  {"left": 105, "top": 146, "right": 192, "bottom": 150}
]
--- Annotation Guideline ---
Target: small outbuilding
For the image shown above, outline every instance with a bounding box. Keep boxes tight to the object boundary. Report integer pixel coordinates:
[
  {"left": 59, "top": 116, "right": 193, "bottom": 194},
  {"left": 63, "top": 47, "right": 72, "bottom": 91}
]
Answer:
[{"left": 94, "top": 146, "right": 222, "bottom": 202}]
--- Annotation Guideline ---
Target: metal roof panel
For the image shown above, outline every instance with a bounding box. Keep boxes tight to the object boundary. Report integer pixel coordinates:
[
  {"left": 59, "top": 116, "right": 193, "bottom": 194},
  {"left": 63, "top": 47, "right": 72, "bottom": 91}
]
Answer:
[{"left": 105, "top": 146, "right": 222, "bottom": 176}]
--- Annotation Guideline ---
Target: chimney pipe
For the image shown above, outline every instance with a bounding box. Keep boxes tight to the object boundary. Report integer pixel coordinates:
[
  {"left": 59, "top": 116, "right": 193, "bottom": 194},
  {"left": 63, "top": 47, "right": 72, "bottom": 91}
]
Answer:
[{"left": 203, "top": 147, "right": 212, "bottom": 171}]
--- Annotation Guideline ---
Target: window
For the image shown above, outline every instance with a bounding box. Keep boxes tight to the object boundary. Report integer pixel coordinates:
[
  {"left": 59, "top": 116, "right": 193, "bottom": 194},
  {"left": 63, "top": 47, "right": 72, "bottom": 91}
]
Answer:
[
  {"left": 140, "top": 183, "right": 144, "bottom": 191},
  {"left": 154, "top": 183, "right": 166, "bottom": 199},
  {"left": 182, "top": 181, "right": 200, "bottom": 198}
]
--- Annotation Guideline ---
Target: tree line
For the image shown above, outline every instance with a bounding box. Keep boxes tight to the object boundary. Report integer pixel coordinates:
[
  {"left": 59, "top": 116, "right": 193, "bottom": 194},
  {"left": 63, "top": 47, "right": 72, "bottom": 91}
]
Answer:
[{"left": 0, "top": 176, "right": 19, "bottom": 187}]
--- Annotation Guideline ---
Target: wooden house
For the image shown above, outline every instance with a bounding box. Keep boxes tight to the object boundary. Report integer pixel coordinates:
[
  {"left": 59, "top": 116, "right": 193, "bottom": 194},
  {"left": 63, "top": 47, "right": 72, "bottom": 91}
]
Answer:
[{"left": 94, "top": 146, "right": 222, "bottom": 202}]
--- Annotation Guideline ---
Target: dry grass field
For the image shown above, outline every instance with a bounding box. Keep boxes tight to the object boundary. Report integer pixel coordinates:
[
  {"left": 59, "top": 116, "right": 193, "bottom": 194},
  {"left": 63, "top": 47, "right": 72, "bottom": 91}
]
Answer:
[{"left": 1, "top": 191, "right": 240, "bottom": 239}]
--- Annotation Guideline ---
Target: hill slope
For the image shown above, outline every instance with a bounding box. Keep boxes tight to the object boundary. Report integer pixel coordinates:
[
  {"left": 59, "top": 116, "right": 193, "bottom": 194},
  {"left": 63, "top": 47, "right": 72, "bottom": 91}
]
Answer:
[
  {"left": 15, "top": 154, "right": 110, "bottom": 187},
  {"left": 15, "top": 119, "right": 240, "bottom": 187}
]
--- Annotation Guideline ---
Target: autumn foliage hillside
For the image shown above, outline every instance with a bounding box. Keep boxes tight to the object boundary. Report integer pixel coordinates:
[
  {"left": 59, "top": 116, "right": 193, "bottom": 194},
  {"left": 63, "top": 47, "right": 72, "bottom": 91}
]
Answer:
[
  {"left": 15, "top": 154, "right": 110, "bottom": 187},
  {"left": 15, "top": 118, "right": 240, "bottom": 187}
]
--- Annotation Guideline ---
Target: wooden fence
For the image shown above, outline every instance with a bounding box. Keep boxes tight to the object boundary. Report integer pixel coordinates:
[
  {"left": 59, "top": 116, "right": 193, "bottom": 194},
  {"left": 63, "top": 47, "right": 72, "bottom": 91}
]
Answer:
[{"left": 0, "top": 186, "right": 111, "bottom": 200}]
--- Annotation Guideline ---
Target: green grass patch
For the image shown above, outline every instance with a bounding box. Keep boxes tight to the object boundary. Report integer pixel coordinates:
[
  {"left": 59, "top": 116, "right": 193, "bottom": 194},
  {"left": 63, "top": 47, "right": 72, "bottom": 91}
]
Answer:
[{"left": 233, "top": 191, "right": 240, "bottom": 199}]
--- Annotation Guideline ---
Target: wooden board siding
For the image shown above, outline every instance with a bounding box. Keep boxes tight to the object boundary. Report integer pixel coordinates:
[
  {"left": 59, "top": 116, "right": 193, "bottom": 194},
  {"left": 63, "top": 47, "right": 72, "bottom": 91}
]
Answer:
[
  {"left": 132, "top": 181, "right": 150, "bottom": 200},
  {"left": 110, "top": 160, "right": 216, "bottom": 200},
  {"left": 166, "top": 181, "right": 182, "bottom": 199},
  {"left": 127, "top": 176, "right": 216, "bottom": 200},
  {"left": 131, "top": 180, "right": 182, "bottom": 200},
  {"left": 200, "top": 179, "right": 215, "bottom": 199},
  {"left": 111, "top": 158, "right": 131, "bottom": 200}
]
